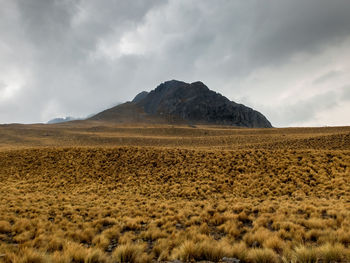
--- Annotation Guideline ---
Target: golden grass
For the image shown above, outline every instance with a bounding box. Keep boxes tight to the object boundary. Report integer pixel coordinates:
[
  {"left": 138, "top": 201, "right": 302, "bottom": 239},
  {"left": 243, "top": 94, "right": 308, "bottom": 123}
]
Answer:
[
  {"left": 247, "top": 248, "right": 279, "bottom": 263},
  {"left": 112, "top": 243, "right": 147, "bottom": 263},
  {"left": 0, "top": 124, "right": 350, "bottom": 262}
]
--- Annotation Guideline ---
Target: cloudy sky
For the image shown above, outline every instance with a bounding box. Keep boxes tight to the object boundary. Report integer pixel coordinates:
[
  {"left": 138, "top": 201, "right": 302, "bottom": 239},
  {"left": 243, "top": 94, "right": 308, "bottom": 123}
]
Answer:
[{"left": 1, "top": 0, "right": 350, "bottom": 127}]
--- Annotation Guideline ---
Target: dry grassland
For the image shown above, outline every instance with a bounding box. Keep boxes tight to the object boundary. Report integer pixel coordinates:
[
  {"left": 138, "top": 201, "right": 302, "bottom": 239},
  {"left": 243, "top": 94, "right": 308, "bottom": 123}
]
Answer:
[{"left": 0, "top": 123, "right": 350, "bottom": 262}]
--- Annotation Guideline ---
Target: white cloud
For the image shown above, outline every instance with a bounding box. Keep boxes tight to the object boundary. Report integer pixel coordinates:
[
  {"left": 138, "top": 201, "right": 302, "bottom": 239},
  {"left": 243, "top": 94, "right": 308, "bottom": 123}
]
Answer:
[{"left": 229, "top": 36, "right": 350, "bottom": 127}]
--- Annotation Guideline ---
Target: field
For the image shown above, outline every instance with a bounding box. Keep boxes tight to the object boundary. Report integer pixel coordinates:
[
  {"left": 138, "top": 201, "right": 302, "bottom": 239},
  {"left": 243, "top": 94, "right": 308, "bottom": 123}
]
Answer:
[{"left": 0, "top": 122, "right": 350, "bottom": 262}]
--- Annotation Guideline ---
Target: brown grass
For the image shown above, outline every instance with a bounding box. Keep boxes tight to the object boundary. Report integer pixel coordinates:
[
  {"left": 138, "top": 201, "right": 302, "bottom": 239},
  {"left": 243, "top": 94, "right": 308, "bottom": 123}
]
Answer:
[{"left": 0, "top": 123, "right": 350, "bottom": 262}]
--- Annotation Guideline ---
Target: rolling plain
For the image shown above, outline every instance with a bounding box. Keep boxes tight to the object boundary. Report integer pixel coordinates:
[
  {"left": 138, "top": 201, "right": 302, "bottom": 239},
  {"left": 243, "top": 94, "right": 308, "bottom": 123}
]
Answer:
[{"left": 0, "top": 121, "right": 350, "bottom": 262}]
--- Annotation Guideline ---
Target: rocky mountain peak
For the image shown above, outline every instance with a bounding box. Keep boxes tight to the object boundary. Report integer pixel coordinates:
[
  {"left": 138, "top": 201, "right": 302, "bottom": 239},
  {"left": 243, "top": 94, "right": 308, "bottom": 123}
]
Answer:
[
  {"left": 90, "top": 80, "right": 272, "bottom": 128},
  {"left": 134, "top": 80, "right": 272, "bottom": 128}
]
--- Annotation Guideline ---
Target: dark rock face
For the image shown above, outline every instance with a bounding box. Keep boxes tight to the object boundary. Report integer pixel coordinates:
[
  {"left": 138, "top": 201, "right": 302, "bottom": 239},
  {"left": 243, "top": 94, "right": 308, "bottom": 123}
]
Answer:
[
  {"left": 135, "top": 80, "right": 272, "bottom": 128},
  {"left": 132, "top": 91, "right": 149, "bottom": 103}
]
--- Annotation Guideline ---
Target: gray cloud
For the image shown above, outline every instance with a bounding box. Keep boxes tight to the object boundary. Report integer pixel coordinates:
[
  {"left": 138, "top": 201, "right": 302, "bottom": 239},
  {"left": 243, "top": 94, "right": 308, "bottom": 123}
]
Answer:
[
  {"left": 0, "top": 81, "right": 5, "bottom": 91},
  {"left": 268, "top": 91, "right": 339, "bottom": 127},
  {"left": 0, "top": 0, "right": 350, "bottom": 126},
  {"left": 313, "top": 71, "right": 343, "bottom": 85},
  {"left": 249, "top": 1, "right": 350, "bottom": 66},
  {"left": 341, "top": 85, "right": 350, "bottom": 101}
]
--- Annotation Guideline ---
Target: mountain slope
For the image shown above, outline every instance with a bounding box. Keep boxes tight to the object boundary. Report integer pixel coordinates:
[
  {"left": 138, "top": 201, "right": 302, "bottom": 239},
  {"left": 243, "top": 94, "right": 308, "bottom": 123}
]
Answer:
[
  {"left": 132, "top": 91, "right": 149, "bottom": 103},
  {"left": 90, "top": 80, "right": 272, "bottom": 128}
]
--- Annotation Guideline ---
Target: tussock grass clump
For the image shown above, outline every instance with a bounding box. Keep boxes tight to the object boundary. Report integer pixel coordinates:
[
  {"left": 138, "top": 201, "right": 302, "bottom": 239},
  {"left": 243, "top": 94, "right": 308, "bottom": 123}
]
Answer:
[
  {"left": 171, "top": 240, "right": 215, "bottom": 262},
  {"left": 263, "top": 235, "right": 285, "bottom": 254},
  {"left": 229, "top": 242, "right": 249, "bottom": 262},
  {"left": 171, "top": 239, "right": 236, "bottom": 262},
  {"left": 92, "top": 234, "right": 111, "bottom": 251},
  {"left": 292, "top": 246, "right": 318, "bottom": 263},
  {"left": 85, "top": 248, "right": 109, "bottom": 263},
  {"left": 9, "top": 248, "right": 47, "bottom": 263},
  {"left": 317, "top": 243, "right": 347, "bottom": 263},
  {"left": 141, "top": 226, "right": 167, "bottom": 241},
  {"left": 112, "top": 243, "right": 146, "bottom": 263},
  {"left": 0, "top": 221, "right": 11, "bottom": 233},
  {"left": 244, "top": 228, "right": 270, "bottom": 248},
  {"left": 247, "top": 248, "right": 279, "bottom": 263},
  {"left": 218, "top": 220, "right": 240, "bottom": 239},
  {"left": 288, "top": 244, "right": 349, "bottom": 263},
  {"left": 62, "top": 242, "right": 88, "bottom": 263},
  {"left": 46, "top": 237, "right": 65, "bottom": 253}
]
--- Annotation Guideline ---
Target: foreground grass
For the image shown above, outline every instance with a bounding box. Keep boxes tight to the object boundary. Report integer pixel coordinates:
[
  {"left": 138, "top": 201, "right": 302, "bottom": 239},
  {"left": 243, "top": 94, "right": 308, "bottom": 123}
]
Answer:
[
  {"left": 0, "top": 146, "right": 349, "bottom": 262},
  {"left": 0, "top": 124, "right": 350, "bottom": 262}
]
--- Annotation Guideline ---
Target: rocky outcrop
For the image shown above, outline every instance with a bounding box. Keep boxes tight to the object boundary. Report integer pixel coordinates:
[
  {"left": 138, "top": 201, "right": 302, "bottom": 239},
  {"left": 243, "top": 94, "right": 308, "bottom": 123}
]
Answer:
[
  {"left": 132, "top": 91, "right": 149, "bottom": 103},
  {"left": 135, "top": 80, "right": 272, "bottom": 128}
]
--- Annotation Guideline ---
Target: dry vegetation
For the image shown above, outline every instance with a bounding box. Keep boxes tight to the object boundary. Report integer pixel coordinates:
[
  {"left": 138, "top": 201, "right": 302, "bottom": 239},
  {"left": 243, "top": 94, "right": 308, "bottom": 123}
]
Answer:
[{"left": 0, "top": 122, "right": 350, "bottom": 262}]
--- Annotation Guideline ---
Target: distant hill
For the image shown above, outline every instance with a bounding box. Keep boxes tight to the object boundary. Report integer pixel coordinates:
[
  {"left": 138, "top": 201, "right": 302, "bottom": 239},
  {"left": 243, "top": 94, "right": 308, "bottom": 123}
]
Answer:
[
  {"left": 47, "top": 116, "right": 76, "bottom": 124},
  {"left": 90, "top": 80, "right": 272, "bottom": 128}
]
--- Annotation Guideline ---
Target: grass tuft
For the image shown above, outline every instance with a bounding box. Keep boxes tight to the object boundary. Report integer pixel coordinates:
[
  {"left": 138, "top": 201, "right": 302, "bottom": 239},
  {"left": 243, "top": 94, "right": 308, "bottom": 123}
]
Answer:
[
  {"left": 112, "top": 243, "right": 145, "bottom": 263},
  {"left": 247, "top": 248, "right": 279, "bottom": 263}
]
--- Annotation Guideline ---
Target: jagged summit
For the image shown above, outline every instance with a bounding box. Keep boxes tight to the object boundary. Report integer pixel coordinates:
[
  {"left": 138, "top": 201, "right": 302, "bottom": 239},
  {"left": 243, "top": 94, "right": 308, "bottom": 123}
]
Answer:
[{"left": 90, "top": 80, "right": 272, "bottom": 128}]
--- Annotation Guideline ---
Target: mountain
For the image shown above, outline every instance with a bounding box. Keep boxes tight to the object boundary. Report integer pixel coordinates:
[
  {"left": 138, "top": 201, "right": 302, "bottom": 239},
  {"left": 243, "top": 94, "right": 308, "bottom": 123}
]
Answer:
[
  {"left": 90, "top": 80, "right": 272, "bottom": 128},
  {"left": 47, "top": 116, "right": 76, "bottom": 124}
]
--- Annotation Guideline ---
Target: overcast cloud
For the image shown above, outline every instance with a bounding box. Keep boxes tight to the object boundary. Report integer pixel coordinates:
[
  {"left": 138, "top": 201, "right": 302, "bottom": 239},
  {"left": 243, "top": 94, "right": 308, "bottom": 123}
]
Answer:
[{"left": 0, "top": 0, "right": 350, "bottom": 126}]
